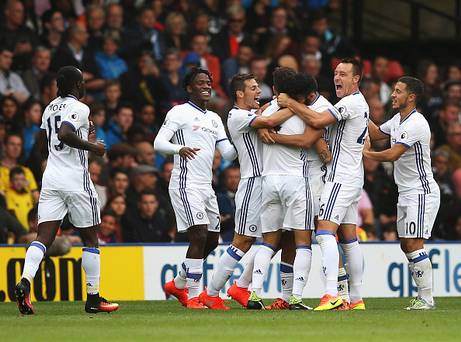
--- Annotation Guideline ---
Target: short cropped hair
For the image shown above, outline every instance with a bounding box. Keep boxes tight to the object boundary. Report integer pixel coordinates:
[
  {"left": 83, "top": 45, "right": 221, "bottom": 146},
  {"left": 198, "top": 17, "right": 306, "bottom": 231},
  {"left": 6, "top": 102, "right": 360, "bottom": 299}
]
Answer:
[
  {"left": 183, "top": 67, "right": 212, "bottom": 91},
  {"left": 230, "top": 73, "right": 255, "bottom": 102},
  {"left": 398, "top": 76, "right": 424, "bottom": 102}
]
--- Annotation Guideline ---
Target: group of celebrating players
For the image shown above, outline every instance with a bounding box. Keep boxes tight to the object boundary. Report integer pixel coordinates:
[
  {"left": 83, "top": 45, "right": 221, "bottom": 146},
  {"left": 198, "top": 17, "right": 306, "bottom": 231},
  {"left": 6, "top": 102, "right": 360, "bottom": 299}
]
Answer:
[{"left": 14, "top": 57, "right": 439, "bottom": 315}]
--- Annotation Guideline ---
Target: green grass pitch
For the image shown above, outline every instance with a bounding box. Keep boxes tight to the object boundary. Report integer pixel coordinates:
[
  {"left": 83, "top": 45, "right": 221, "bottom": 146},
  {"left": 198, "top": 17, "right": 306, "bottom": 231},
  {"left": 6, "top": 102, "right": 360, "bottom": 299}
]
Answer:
[{"left": 1, "top": 298, "right": 460, "bottom": 341}]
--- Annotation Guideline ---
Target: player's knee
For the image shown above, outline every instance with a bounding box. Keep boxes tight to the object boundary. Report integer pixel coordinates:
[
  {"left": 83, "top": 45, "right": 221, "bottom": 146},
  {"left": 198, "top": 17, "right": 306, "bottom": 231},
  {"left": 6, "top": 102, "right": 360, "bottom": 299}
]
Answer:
[{"left": 232, "top": 235, "right": 255, "bottom": 252}]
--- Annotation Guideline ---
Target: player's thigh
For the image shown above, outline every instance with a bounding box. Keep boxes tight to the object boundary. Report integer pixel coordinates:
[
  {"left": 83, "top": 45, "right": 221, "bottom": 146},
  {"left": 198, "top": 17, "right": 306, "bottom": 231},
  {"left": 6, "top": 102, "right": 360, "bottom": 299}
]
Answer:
[
  {"left": 234, "top": 177, "right": 262, "bottom": 238},
  {"left": 261, "top": 176, "right": 283, "bottom": 233},
  {"left": 66, "top": 191, "right": 101, "bottom": 228},
  {"left": 38, "top": 189, "right": 67, "bottom": 225},
  {"left": 282, "top": 177, "right": 314, "bottom": 231},
  {"left": 169, "top": 188, "right": 210, "bottom": 233}
]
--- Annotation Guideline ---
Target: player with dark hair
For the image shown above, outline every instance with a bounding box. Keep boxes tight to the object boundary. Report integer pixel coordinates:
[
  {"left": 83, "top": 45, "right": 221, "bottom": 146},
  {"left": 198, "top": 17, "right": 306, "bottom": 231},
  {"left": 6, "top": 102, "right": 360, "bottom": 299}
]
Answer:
[
  {"left": 15, "top": 66, "right": 118, "bottom": 315},
  {"left": 365, "top": 76, "right": 439, "bottom": 310},
  {"left": 154, "top": 67, "right": 237, "bottom": 309}
]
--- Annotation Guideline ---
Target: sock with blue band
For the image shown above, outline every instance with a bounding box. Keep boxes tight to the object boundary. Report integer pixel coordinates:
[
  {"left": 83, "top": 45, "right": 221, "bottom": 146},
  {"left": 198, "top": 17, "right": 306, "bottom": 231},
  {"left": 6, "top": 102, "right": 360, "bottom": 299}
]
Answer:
[
  {"left": 174, "top": 262, "right": 187, "bottom": 289},
  {"left": 280, "top": 262, "right": 293, "bottom": 303},
  {"left": 82, "top": 247, "right": 100, "bottom": 295},
  {"left": 251, "top": 244, "right": 275, "bottom": 296},
  {"left": 292, "top": 246, "right": 312, "bottom": 300},
  {"left": 21, "top": 241, "right": 46, "bottom": 283},
  {"left": 185, "top": 258, "right": 203, "bottom": 299},
  {"left": 406, "top": 249, "right": 433, "bottom": 304},
  {"left": 208, "top": 245, "right": 245, "bottom": 296}
]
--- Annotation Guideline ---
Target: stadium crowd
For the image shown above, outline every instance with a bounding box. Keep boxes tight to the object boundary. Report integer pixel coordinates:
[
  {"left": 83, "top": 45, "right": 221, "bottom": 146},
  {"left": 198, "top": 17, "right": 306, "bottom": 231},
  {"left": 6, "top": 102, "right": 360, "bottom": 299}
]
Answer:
[{"left": 1, "top": 0, "right": 461, "bottom": 247}]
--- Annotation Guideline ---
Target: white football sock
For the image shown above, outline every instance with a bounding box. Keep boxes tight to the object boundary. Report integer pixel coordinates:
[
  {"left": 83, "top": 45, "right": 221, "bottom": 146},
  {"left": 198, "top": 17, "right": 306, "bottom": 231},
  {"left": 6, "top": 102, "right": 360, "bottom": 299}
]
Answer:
[
  {"left": 82, "top": 248, "right": 101, "bottom": 295},
  {"left": 316, "top": 231, "right": 339, "bottom": 296},
  {"left": 185, "top": 258, "right": 203, "bottom": 299},
  {"left": 341, "top": 239, "right": 363, "bottom": 303},
  {"left": 251, "top": 244, "right": 275, "bottom": 296},
  {"left": 22, "top": 241, "right": 46, "bottom": 283},
  {"left": 280, "top": 262, "right": 293, "bottom": 302},
  {"left": 337, "top": 267, "right": 350, "bottom": 303},
  {"left": 208, "top": 245, "right": 245, "bottom": 296},
  {"left": 174, "top": 262, "right": 187, "bottom": 289},
  {"left": 236, "top": 247, "right": 257, "bottom": 289},
  {"left": 406, "top": 249, "right": 433, "bottom": 304},
  {"left": 292, "top": 246, "right": 312, "bottom": 300}
]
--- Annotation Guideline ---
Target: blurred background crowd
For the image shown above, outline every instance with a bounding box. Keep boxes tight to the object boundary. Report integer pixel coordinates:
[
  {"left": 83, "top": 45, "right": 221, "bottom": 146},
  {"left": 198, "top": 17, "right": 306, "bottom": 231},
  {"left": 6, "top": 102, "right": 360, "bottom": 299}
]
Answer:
[{"left": 1, "top": 0, "right": 461, "bottom": 250}]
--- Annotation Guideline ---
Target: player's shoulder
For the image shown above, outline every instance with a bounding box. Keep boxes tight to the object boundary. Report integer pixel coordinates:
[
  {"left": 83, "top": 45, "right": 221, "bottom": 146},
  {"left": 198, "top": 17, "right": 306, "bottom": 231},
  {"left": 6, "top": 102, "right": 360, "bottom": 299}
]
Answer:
[
  {"left": 406, "top": 110, "right": 429, "bottom": 129},
  {"left": 228, "top": 106, "right": 252, "bottom": 119},
  {"left": 262, "top": 99, "right": 279, "bottom": 116},
  {"left": 312, "top": 95, "right": 335, "bottom": 111},
  {"left": 165, "top": 103, "right": 188, "bottom": 118},
  {"left": 71, "top": 100, "right": 90, "bottom": 114}
]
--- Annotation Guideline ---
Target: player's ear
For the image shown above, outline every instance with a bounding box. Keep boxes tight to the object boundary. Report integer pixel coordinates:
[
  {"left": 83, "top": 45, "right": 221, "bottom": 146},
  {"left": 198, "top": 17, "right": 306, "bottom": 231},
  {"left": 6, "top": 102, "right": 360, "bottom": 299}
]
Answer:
[{"left": 236, "top": 90, "right": 244, "bottom": 99}]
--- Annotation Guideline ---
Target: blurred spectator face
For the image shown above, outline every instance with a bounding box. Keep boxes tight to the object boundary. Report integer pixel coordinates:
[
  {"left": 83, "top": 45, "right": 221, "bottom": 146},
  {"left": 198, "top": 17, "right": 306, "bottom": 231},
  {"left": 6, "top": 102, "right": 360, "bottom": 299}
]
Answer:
[
  {"left": 303, "top": 36, "right": 320, "bottom": 55},
  {"left": 140, "top": 105, "right": 156, "bottom": 125},
  {"left": 100, "top": 213, "right": 117, "bottom": 237},
  {"left": 139, "top": 193, "right": 158, "bottom": 218},
  {"left": 5, "top": 0, "right": 24, "bottom": 28},
  {"left": 112, "top": 171, "right": 129, "bottom": 195},
  {"left": 49, "top": 11, "right": 65, "bottom": 33},
  {"left": 194, "top": 14, "right": 209, "bottom": 34},
  {"left": 92, "top": 109, "right": 105, "bottom": 127},
  {"left": 448, "top": 65, "right": 461, "bottom": 82},
  {"left": 191, "top": 35, "right": 209, "bottom": 56},
  {"left": 424, "top": 63, "right": 439, "bottom": 86},
  {"left": 447, "top": 123, "right": 461, "bottom": 150},
  {"left": 107, "top": 4, "right": 123, "bottom": 30},
  {"left": 163, "top": 52, "right": 181, "bottom": 73},
  {"left": 433, "top": 152, "right": 449, "bottom": 176},
  {"left": 439, "top": 104, "right": 460, "bottom": 124},
  {"left": 109, "top": 195, "right": 126, "bottom": 216},
  {"left": 302, "top": 55, "right": 321, "bottom": 77},
  {"left": 116, "top": 107, "right": 134, "bottom": 132},
  {"left": 10, "top": 171, "right": 26, "bottom": 192},
  {"left": 166, "top": 12, "right": 186, "bottom": 35},
  {"left": 382, "top": 228, "right": 398, "bottom": 241},
  {"left": 161, "top": 162, "right": 174, "bottom": 184},
  {"left": 278, "top": 54, "right": 298, "bottom": 71},
  {"left": 88, "top": 7, "right": 105, "bottom": 31},
  {"left": 136, "top": 171, "right": 158, "bottom": 190},
  {"left": 312, "top": 17, "right": 328, "bottom": 36},
  {"left": 105, "top": 83, "right": 121, "bottom": 103},
  {"left": 0, "top": 50, "right": 13, "bottom": 71},
  {"left": 138, "top": 53, "right": 159, "bottom": 77},
  {"left": 103, "top": 38, "right": 119, "bottom": 56},
  {"left": 33, "top": 49, "right": 51, "bottom": 73},
  {"left": 372, "top": 57, "right": 389, "bottom": 82},
  {"left": 25, "top": 102, "right": 42, "bottom": 125},
  {"left": 136, "top": 142, "right": 155, "bottom": 165},
  {"left": 89, "top": 161, "right": 102, "bottom": 184},
  {"left": 271, "top": 8, "right": 287, "bottom": 31},
  {"left": 251, "top": 59, "right": 267, "bottom": 82},
  {"left": 1, "top": 97, "right": 19, "bottom": 119},
  {"left": 223, "top": 167, "right": 240, "bottom": 192},
  {"left": 369, "top": 97, "right": 385, "bottom": 124},
  {"left": 70, "top": 24, "right": 89, "bottom": 47},
  {"left": 5, "top": 135, "right": 22, "bottom": 160},
  {"left": 447, "top": 84, "right": 461, "bottom": 103},
  {"left": 237, "top": 46, "right": 253, "bottom": 66},
  {"left": 363, "top": 156, "right": 380, "bottom": 174},
  {"left": 361, "top": 78, "right": 380, "bottom": 101},
  {"left": 139, "top": 8, "right": 156, "bottom": 29},
  {"left": 228, "top": 9, "right": 245, "bottom": 35}
]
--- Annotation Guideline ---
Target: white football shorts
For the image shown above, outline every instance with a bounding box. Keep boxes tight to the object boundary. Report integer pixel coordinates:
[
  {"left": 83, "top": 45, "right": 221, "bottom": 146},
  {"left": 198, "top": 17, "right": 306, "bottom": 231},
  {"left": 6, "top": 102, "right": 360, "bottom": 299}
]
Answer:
[
  {"left": 318, "top": 181, "right": 361, "bottom": 225},
  {"left": 234, "top": 177, "right": 262, "bottom": 238}
]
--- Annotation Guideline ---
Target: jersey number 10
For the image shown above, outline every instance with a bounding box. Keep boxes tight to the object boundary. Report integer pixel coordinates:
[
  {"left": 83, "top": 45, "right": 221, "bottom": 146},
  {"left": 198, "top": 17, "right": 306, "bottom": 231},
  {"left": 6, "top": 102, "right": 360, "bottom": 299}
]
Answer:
[{"left": 47, "top": 115, "right": 65, "bottom": 151}]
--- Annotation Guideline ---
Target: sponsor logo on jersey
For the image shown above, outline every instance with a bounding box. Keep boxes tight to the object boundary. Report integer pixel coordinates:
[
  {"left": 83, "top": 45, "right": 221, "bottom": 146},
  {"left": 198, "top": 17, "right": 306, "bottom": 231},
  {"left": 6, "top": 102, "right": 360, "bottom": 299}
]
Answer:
[{"left": 211, "top": 119, "right": 218, "bottom": 128}]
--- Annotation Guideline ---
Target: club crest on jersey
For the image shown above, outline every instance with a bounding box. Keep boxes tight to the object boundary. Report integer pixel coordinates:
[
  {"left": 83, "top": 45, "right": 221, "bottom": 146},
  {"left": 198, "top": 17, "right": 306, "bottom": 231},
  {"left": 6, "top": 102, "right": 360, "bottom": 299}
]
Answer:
[
  {"left": 211, "top": 119, "right": 218, "bottom": 128},
  {"left": 401, "top": 132, "right": 407, "bottom": 139},
  {"left": 196, "top": 212, "right": 204, "bottom": 219},
  {"left": 249, "top": 225, "right": 257, "bottom": 232},
  {"left": 337, "top": 105, "right": 346, "bottom": 114},
  {"left": 70, "top": 113, "right": 78, "bottom": 121}
]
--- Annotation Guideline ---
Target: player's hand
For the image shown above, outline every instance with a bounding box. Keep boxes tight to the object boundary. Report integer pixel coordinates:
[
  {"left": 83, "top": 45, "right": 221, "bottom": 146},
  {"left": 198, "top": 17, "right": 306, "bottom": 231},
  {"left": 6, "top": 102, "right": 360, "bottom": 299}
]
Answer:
[
  {"left": 88, "top": 121, "right": 96, "bottom": 143},
  {"left": 93, "top": 141, "right": 106, "bottom": 156},
  {"left": 363, "top": 136, "right": 371, "bottom": 152},
  {"left": 179, "top": 147, "right": 200, "bottom": 160},
  {"left": 258, "top": 128, "right": 275, "bottom": 144},
  {"left": 277, "top": 93, "right": 291, "bottom": 108}
]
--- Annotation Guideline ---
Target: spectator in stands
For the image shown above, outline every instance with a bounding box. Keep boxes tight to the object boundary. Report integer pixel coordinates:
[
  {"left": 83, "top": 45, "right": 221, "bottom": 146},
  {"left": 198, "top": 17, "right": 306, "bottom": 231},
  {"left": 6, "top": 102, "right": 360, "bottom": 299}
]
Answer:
[
  {"left": 108, "top": 168, "right": 130, "bottom": 198},
  {"left": 103, "top": 80, "right": 122, "bottom": 120},
  {"left": 5, "top": 166, "right": 34, "bottom": 229},
  {"left": 217, "top": 165, "right": 240, "bottom": 242},
  {"left": 250, "top": 56, "right": 272, "bottom": 104},
  {"left": 95, "top": 31, "right": 128, "bottom": 80},
  {"left": 357, "top": 189, "right": 375, "bottom": 236},
  {"left": 98, "top": 210, "right": 119, "bottom": 244},
  {"left": 21, "top": 99, "right": 42, "bottom": 161},
  {"left": 0, "top": 47, "right": 30, "bottom": 104},
  {"left": 39, "top": 9, "right": 65, "bottom": 53},
  {"left": 0, "top": 134, "right": 38, "bottom": 201},
  {"left": 164, "top": 12, "right": 188, "bottom": 51},
  {"left": 51, "top": 23, "right": 105, "bottom": 92},
  {"left": 126, "top": 164, "right": 159, "bottom": 210},
  {"left": 105, "top": 104, "right": 134, "bottom": 149},
  {"left": 444, "top": 80, "right": 461, "bottom": 106},
  {"left": 89, "top": 102, "right": 106, "bottom": 142},
  {"left": 89, "top": 158, "right": 107, "bottom": 209},
  {"left": 159, "top": 49, "right": 187, "bottom": 113},
  {"left": 360, "top": 76, "right": 381, "bottom": 102},
  {"left": 255, "top": 7, "right": 294, "bottom": 54},
  {"left": 158, "top": 157, "right": 173, "bottom": 194},
  {"left": 138, "top": 104, "right": 160, "bottom": 142},
  {"left": 372, "top": 56, "right": 392, "bottom": 105},
  {"left": 438, "top": 122, "right": 461, "bottom": 172},
  {"left": 300, "top": 32, "right": 322, "bottom": 64},
  {"left": 20, "top": 47, "right": 52, "bottom": 100},
  {"left": 105, "top": 3, "right": 124, "bottom": 33},
  {"left": 222, "top": 43, "right": 254, "bottom": 95},
  {"left": 106, "top": 194, "right": 127, "bottom": 219},
  {"left": 0, "top": 95, "right": 21, "bottom": 133},
  {"left": 106, "top": 143, "right": 137, "bottom": 172},
  {"left": 368, "top": 96, "right": 386, "bottom": 125},
  {"left": 188, "top": 11, "right": 212, "bottom": 42},
  {"left": 0, "top": 206, "right": 29, "bottom": 244},
  {"left": 446, "top": 62, "right": 461, "bottom": 83},
  {"left": 122, "top": 190, "right": 172, "bottom": 242},
  {"left": 0, "top": 0, "right": 38, "bottom": 70},
  {"left": 39, "top": 72, "right": 57, "bottom": 106},
  {"left": 301, "top": 53, "right": 333, "bottom": 98},
  {"left": 381, "top": 224, "right": 398, "bottom": 241},
  {"left": 86, "top": 4, "right": 106, "bottom": 52},
  {"left": 135, "top": 141, "right": 155, "bottom": 166},
  {"left": 432, "top": 101, "right": 460, "bottom": 147},
  {"left": 418, "top": 60, "right": 443, "bottom": 112}
]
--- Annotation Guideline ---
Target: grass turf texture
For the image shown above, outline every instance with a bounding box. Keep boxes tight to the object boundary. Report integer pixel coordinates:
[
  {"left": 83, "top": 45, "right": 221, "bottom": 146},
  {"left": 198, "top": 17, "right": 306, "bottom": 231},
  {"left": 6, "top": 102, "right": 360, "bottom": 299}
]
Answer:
[{"left": 1, "top": 298, "right": 460, "bottom": 341}]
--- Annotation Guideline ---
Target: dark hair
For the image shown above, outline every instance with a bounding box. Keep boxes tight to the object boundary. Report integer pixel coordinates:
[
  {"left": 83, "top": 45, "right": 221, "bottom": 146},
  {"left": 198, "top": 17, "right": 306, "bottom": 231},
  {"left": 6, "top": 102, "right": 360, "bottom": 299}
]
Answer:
[
  {"left": 139, "top": 189, "right": 157, "bottom": 201},
  {"left": 56, "top": 66, "right": 82, "bottom": 97},
  {"left": 398, "top": 76, "right": 424, "bottom": 102},
  {"left": 230, "top": 73, "right": 255, "bottom": 102},
  {"left": 110, "top": 167, "right": 129, "bottom": 179},
  {"left": 116, "top": 103, "right": 134, "bottom": 114},
  {"left": 272, "top": 67, "right": 297, "bottom": 93},
  {"left": 161, "top": 157, "right": 174, "bottom": 171},
  {"left": 285, "top": 73, "right": 318, "bottom": 99},
  {"left": 183, "top": 67, "right": 212, "bottom": 91},
  {"left": 5, "top": 133, "right": 23, "bottom": 144},
  {"left": 340, "top": 57, "right": 363, "bottom": 82},
  {"left": 101, "top": 209, "right": 117, "bottom": 218},
  {"left": 9, "top": 166, "right": 25, "bottom": 180}
]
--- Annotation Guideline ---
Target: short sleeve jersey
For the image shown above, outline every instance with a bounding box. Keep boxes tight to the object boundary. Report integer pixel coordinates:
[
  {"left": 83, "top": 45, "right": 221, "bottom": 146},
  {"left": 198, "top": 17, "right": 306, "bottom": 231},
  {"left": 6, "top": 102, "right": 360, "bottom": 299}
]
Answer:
[
  {"left": 41, "top": 96, "right": 94, "bottom": 191},
  {"left": 227, "top": 106, "right": 262, "bottom": 179},
  {"left": 326, "top": 91, "right": 369, "bottom": 187},
  {"left": 163, "top": 101, "right": 229, "bottom": 189},
  {"left": 379, "top": 109, "right": 437, "bottom": 195},
  {"left": 262, "top": 100, "right": 307, "bottom": 177}
]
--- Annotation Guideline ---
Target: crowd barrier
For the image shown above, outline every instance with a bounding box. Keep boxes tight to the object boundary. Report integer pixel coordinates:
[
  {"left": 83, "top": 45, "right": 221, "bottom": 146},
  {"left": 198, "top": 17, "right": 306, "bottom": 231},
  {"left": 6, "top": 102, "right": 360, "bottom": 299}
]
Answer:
[{"left": 1, "top": 242, "right": 460, "bottom": 302}]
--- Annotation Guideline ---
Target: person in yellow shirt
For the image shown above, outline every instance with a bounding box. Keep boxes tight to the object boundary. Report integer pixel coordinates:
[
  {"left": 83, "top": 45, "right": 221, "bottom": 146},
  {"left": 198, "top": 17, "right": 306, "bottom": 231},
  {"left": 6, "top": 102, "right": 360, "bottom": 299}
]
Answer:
[
  {"left": 5, "top": 167, "right": 34, "bottom": 229},
  {"left": 0, "top": 134, "right": 39, "bottom": 201}
]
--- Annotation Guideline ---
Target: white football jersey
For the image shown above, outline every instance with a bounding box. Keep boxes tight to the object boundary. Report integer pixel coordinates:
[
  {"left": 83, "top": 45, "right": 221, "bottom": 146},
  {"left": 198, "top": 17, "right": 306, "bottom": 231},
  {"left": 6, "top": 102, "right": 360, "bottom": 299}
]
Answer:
[
  {"left": 163, "top": 101, "right": 230, "bottom": 189},
  {"left": 327, "top": 91, "right": 369, "bottom": 188},
  {"left": 379, "top": 109, "right": 438, "bottom": 195},
  {"left": 227, "top": 106, "right": 262, "bottom": 179},
  {"left": 262, "top": 99, "right": 307, "bottom": 177},
  {"left": 41, "top": 96, "right": 95, "bottom": 192}
]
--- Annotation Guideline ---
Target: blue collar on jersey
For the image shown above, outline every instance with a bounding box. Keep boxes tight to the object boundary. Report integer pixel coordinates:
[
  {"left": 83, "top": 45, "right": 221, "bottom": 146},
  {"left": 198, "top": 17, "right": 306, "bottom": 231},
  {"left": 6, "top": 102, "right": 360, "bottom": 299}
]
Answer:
[
  {"left": 65, "top": 95, "right": 78, "bottom": 100},
  {"left": 400, "top": 108, "right": 417, "bottom": 124},
  {"left": 352, "top": 90, "right": 361, "bottom": 96},
  {"left": 188, "top": 101, "right": 207, "bottom": 114},
  {"left": 310, "top": 92, "right": 320, "bottom": 105}
]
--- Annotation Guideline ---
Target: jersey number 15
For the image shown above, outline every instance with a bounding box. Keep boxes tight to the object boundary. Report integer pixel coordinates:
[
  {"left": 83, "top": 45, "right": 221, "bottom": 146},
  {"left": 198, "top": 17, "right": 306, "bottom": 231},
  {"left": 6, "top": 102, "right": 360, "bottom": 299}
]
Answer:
[{"left": 47, "top": 115, "right": 65, "bottom": 151}]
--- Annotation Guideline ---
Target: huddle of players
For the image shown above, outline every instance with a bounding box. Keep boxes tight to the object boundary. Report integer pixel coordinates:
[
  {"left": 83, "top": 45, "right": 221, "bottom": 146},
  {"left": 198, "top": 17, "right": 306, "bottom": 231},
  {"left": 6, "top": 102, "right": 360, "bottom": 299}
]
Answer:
[{"left": 160, "top": 58, "right": 440, "bottom": 312}]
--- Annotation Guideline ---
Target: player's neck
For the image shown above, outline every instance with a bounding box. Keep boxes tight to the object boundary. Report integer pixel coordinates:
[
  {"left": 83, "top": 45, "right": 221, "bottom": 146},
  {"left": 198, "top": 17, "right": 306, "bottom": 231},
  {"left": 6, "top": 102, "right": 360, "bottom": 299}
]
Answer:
[
  {"left": 400, "top": 106, "right": 416, "bottom": 121},
  {"left": 189, "top": 99, "right": 207, "bottom": 111},
  {"left": 234, "top": 101, "right": 250, "bottom": 111}
]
